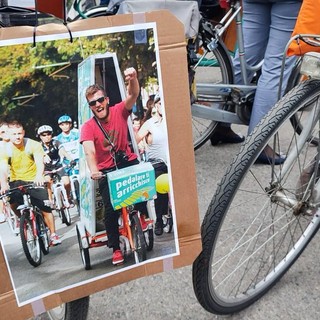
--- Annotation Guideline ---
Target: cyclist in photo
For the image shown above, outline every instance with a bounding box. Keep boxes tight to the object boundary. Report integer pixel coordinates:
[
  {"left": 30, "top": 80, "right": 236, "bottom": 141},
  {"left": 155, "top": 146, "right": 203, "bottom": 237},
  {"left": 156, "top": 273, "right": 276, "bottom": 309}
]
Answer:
[
  {"left": 0, "top": 121, "right": 9, "bottom": 223},
  {"left": 54, "top": 114, "right": 79, "bottom": 174},
  {"left": 37, "top": 125, "right": 75, "bottom": 206},
  {"left": 80, "top": 67, "right": 143, "bottom": 266},
  {"left": 135, "top": 92, "right": 169, "bottom": 236},
  {"left": 0, "top": 120, "right": 61, "bottom": 246}
]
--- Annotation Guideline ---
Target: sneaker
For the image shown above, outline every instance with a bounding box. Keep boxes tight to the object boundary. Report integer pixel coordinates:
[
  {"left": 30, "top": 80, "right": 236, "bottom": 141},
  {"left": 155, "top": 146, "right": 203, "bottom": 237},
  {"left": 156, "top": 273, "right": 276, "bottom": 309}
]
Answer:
[
  {"left": 50, "top": 233, "right": 62, "bottom": 246},
  {"left": 112, "top": 249, "right": 124, "bottom": 265},
  {"left": 154, "top": 221, "right": 163, "bottom": 236},
  {"left": 0, "top": 213, "right": 6, "bottom": 224}
]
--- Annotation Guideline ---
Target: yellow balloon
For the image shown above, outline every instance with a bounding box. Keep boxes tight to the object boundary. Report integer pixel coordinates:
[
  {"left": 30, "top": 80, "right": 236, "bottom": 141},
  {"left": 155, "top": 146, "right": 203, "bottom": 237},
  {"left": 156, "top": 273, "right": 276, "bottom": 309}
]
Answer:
[{"left": 155, "top": 173, "right": 170, "bottom": 194}]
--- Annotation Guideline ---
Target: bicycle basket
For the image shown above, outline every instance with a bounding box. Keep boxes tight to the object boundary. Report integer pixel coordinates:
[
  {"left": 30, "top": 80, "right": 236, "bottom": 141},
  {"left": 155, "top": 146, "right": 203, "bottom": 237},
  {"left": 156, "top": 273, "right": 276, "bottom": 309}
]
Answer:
[{"left": 107, "top": 162, "right": 156, "bottom": 210}]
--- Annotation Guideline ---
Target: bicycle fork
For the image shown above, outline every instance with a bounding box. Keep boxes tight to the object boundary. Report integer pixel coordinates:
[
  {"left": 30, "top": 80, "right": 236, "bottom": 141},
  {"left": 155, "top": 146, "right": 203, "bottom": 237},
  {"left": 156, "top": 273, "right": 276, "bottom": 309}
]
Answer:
[
  {"left": 70, "top": 175, "right": 78, "bottom": 201},
  {"left": 19, "top": 208, "right": 37, "bottom": 239},
  {"left": 53, "top": 183, "right": 69, "bottom": 209},
  {"left": 121, "top": 207, "right": 135, "bottom": 251}
]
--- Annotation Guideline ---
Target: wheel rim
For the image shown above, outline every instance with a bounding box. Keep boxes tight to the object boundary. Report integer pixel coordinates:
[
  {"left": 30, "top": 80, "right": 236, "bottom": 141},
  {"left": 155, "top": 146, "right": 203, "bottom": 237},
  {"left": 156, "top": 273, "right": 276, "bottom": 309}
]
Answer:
[
  {"left": 24, "top": 220, "right": 41, "bottom": 263},
  {"left": 192, "top": 43, "right": 231, "bottom": 150},
  {"left": 132, "top": 215, "right": 146, "bottom": 262},
  {"left": 207, "top": 87, "right": 320, "bottom": 307}
]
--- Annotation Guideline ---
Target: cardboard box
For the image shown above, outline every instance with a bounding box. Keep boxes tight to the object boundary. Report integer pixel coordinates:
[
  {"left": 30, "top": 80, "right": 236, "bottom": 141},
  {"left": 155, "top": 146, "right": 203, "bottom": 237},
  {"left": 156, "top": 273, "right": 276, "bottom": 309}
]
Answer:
[{"left": 0, "top": 10, "right": 201, "bottom": 319}]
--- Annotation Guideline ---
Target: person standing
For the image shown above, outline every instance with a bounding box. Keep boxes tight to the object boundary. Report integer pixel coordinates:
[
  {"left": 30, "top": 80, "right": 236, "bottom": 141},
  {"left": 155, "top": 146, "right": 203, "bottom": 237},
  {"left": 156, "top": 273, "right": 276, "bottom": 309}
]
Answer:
[
  {"left": 80, "top": 67, "right": 141, "bottom": 265},
  {"left": 210, "top": 0, "right": 302, "bottom": 165},
  {"left": 135, "top": 93, "right": 169, "bottom": 236}
]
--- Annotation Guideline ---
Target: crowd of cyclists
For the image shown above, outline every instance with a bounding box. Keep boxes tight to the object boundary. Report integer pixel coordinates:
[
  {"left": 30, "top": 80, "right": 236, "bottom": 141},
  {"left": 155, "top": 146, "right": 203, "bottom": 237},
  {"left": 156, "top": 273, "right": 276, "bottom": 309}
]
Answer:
[{"left": 0, "top": 115, "right": 79, "bottom": 246}]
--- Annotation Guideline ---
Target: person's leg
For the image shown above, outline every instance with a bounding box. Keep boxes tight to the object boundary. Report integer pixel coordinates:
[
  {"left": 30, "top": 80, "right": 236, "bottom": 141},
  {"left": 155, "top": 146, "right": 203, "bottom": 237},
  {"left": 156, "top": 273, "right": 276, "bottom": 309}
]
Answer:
[
  {"left": 98, "top": 178, "right": 121, "bottom": 250},
  {"left": 248, "top": 1, "right": 302, "bottom": 133},
  {"left": 30, "top": 187, "right": 62, "bottom": 245},
  {"left": 233, "top": 1, "right": 271, "bottom": 85},
  {"left": 211, "top": 1, "right": 271, "bottom": 144},
  {"left": 153, "top": 163, "right": 169, "bottom": 236},
  {"left": 61, "top": 175, "right": 71, "bottom": 200}
]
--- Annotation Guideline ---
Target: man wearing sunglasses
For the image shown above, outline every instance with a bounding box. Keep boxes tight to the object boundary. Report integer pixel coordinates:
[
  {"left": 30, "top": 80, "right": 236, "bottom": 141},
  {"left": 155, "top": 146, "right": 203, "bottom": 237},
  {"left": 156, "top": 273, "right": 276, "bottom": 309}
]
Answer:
[{"left": 80, "top": 67, "right": 143, "bottom": 266}]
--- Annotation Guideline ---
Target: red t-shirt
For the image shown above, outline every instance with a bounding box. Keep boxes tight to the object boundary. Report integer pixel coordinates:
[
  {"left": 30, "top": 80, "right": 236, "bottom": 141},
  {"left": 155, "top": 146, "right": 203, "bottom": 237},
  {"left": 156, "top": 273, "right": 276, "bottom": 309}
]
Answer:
[{"left": 80, "top": 101, "right": 137, "bottom": 170}]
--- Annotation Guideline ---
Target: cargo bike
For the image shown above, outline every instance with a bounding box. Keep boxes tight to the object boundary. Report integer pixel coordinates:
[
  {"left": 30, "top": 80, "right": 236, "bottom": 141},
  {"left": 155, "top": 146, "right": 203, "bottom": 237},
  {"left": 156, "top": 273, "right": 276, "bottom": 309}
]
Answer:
[{"left": 76, "top": 161, "right": 156, "bottom": 270}]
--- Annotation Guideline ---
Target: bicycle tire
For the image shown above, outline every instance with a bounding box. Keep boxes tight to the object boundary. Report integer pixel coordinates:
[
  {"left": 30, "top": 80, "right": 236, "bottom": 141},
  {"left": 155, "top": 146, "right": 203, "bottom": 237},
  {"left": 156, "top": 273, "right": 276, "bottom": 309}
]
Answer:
[
  {"left": 73, "top": 179, "right": 80, "bottom": 215},
  {"left": 192, "top": 31, "right": 233, "bottom": 150},
  {"left": 47, "top": 296, "right": 90, "bottom": 320},
  {"left": 20, "top": 213, "right": 42, "bottom": 267},
  {"left": 59, "top": 192, "right": 71, "bottom": 226},
  {"left": 131, "top": 213, "right": 147, "bottom": 262},
  {"left": 144, "top": 228, "right": 154, "bottom": 251},
  {"left": 76, "top": 226, "right": 91, "bottom": 270},
  {"left": 162, "top": 207, "right": 173, "bottom": 233},
  {"left": 192, "top": 79, "right": 320, "bottom": 314},
  {"left": 36, "top": 213, "right": 50, "bottom": 255},
  {"left": 61, "top": 207, "right": 72, "bottom": 226}
]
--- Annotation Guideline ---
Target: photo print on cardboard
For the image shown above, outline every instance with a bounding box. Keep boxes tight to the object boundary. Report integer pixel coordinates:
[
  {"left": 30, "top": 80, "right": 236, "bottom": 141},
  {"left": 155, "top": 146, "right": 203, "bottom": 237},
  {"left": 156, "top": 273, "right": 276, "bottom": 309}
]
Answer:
[{"left": 0, "top": 22, "right": 178, "bottom": 306}]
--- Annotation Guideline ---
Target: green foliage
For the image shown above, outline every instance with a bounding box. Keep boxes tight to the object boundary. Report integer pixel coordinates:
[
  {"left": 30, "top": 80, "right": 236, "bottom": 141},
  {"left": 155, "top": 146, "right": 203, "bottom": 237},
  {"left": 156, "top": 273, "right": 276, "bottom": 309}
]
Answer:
[{"left": 0, "top": 28, "right": 157, "bottom": 138}]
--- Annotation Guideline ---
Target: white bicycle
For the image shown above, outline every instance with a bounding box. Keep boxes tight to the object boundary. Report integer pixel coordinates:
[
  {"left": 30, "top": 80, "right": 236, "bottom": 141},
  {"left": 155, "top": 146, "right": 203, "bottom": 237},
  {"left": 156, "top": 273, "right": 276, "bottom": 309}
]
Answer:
[{"left": 45, "top": 166, "right": 72, "bottom": 226}]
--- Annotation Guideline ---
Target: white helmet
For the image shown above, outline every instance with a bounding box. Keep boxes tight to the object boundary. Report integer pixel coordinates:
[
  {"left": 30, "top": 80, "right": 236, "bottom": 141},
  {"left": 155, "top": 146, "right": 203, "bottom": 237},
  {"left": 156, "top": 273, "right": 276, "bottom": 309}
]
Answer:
[{"left": 37, "top": 125, "right": 53, "bottom": 135}]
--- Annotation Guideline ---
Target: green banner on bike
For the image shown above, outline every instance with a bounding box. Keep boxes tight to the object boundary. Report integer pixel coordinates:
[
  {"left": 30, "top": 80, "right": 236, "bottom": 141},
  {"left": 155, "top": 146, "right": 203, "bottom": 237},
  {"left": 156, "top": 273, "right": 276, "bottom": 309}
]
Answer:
[{"left": 107, "top": 162, "right": 156, "bottom": 210}]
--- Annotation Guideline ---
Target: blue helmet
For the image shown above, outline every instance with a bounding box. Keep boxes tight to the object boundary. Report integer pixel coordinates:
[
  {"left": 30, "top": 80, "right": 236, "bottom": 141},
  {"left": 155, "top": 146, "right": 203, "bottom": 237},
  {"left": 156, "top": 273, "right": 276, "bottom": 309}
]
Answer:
[{"left": 58, "top": 115, "right": 72, "bottom": 124}]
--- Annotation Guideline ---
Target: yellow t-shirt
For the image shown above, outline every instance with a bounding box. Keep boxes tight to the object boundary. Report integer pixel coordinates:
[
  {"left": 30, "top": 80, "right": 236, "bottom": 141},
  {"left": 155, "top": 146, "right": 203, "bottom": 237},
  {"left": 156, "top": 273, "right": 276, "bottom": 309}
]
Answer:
[{"left": 0, "top": 138, "right": 44, "bottom": 182}]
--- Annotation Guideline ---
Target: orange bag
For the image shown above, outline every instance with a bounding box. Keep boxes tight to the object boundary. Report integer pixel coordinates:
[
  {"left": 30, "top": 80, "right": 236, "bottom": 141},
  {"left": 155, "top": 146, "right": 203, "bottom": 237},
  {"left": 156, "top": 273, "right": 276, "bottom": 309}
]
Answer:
[{"left": 287, "top": 0, "right": 320, "bottom": 56}]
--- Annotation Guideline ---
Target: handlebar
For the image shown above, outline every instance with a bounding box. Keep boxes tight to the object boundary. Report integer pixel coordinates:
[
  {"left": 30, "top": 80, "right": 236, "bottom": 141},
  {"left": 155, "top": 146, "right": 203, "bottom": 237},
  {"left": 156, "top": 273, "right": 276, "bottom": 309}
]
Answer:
[
  {"left": 44, "top": 161, "right": 77, "bottom": 176},
  {"left": 0, "top": 183, "right": 46, "bottom": 199}
]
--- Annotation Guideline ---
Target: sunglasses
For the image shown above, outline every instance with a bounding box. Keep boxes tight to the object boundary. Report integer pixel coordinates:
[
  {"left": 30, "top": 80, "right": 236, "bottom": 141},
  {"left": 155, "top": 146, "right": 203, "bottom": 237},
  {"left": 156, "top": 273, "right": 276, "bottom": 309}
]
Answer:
[
  {"left": 88, "top": 96, "right": 105, "bottom": 107},
  {"left": 40, "top": 132, "right": 52, "bottom": 137}
]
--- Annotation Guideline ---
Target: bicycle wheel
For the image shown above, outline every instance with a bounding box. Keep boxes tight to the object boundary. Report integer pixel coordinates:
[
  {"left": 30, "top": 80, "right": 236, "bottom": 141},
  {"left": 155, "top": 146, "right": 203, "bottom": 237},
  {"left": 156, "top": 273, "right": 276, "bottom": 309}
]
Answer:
[
  {"left": 162, "top": 207, "right": 173, "bottom": 233},
  {"left": 61, "top": 207, "right": 71, "bottom": 226},
  {"left": 192, "top": 79, "right": 320, "bottom": 314},
  {"left": 59, "top": 193, "right": 71, "bottom": 226},
  {"left": 131, "top": 213, "right": 147, "bottom": 263},
  {"left": 76, "top": 225, "right": 91, "bottom": 270},
  {"left": 73, "top": 179, "right": 80, "bottom": 215},
  {"left": 192, "top": 27, "right": 233, "bottom": 150},
  {"left": 144, "top": 228, "right": 154, "bottom": 251},
  {"left": 47, "top": 296, "right": 90, "bottom": 320},
  {"left": 20, "top": 213, "right": 42, "bottom": 267},
  {"left": 36, "top": 213, "right": 50, "bottom": 255}
]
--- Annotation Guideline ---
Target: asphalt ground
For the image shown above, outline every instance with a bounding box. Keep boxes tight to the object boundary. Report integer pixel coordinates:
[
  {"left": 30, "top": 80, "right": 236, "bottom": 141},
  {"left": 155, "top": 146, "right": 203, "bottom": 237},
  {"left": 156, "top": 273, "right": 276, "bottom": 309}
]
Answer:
[{"left": 32, "top": 125, "right": 320, "bottom": 320}]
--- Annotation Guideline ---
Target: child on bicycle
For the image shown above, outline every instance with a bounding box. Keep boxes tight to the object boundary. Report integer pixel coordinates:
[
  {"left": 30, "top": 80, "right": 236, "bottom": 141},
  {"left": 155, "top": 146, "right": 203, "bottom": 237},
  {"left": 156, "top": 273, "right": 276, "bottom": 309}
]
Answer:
[{"left": 37, "top": 125, "right": 75, "bottom": 206}]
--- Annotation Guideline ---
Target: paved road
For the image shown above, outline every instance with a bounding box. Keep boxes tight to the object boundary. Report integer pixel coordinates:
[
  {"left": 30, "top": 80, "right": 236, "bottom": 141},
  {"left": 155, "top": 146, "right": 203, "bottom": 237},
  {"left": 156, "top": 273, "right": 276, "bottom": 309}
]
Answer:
[
  {"left": 32, "top": 126, "right": 320, "bottom": 320},
  {"left": 0, "top": 203, "right": 176, "bottom": 305}
]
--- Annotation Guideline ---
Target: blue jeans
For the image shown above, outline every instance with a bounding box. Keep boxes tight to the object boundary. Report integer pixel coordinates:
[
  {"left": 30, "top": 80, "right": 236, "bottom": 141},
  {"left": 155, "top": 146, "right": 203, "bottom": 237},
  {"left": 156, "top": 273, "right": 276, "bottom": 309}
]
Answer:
[{"left": 233, "top": 0, "right": 302, "bottom": 133}]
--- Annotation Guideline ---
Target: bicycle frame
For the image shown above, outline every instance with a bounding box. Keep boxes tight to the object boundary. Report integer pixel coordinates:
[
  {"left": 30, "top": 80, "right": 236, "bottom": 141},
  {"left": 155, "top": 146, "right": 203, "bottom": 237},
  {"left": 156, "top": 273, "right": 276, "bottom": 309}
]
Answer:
[
  {"left": 192, "top": 0, "right": 264, "bottom": 124},
  {"left": 270, "top": 51, "right": 320, "bottom": 208},
  {"left": 52, "top": 178, "right": 69, "bottom": 209},
  {"left": 18, "top": 193, "right": 37, "bottom": 235},
  {"left": 70, "top": 174, "right": 79, "bottom": 199}
]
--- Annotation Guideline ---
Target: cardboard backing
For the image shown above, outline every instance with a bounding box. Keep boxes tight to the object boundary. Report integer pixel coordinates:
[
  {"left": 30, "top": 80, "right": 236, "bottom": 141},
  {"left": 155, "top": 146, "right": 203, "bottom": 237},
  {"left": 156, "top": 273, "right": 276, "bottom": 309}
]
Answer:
[{"left": 0, "top": 10, "right": 201, "bottom": 319}]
